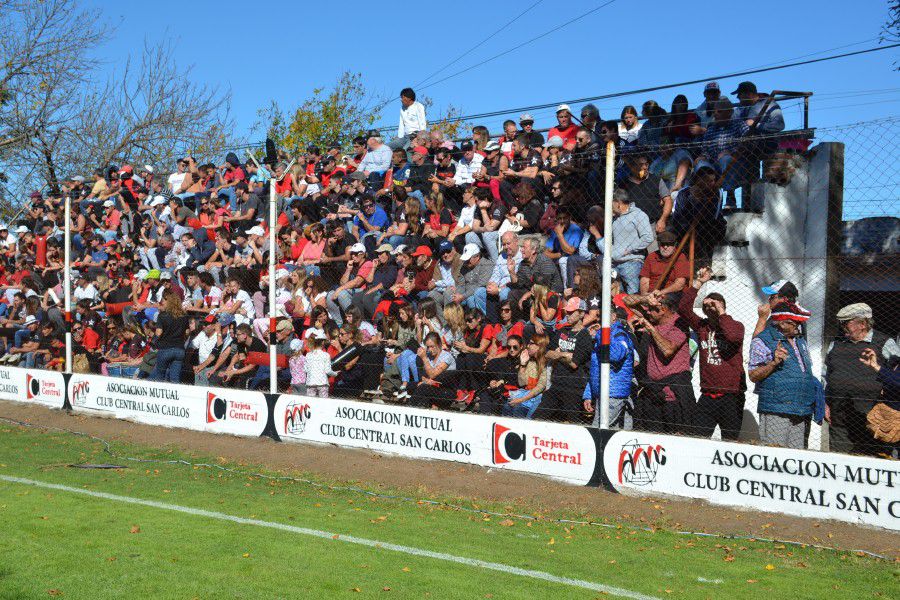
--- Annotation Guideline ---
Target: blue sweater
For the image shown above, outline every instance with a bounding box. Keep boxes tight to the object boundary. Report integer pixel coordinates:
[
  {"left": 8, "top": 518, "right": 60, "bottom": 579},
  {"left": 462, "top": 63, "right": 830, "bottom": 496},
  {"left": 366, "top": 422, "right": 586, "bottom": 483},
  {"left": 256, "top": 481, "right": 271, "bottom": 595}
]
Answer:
[
  {"left": 754, "top": 327, "right": 817, "bottom": 417},
  {"left": 589, "top": 321, "right": 635, "bottom": 400}
]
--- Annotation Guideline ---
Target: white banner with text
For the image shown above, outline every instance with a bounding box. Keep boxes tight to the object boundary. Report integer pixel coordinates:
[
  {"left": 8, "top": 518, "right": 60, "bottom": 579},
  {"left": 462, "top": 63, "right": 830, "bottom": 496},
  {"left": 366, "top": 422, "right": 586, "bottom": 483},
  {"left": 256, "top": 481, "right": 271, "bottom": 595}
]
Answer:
[
  {"left": 0, "top": 367, "right": 66, "bottom": 409},
  {"left": 274, "top": 393, "right": 600, "bottom": 485},
  {"left": 603, "top": 431, "right": 900, "bottom": 531},
  {"left": 68, "top": 374, "right": 267, "bottom": 438}
]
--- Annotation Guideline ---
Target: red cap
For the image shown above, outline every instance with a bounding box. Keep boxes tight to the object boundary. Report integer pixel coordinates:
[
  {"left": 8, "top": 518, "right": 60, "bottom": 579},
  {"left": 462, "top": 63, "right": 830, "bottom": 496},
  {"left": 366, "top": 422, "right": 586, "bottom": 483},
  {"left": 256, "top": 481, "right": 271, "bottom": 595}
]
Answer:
[
  {"left": 412, "top": 245, "right": 432, "bottom": 258},
  {"left": 411, "top": 146, "right": 429, "bottom": 156},
  {"left": 204, "top": 314, "right": 217, "bottom": 324},
  {"left": 119, "top": 164, "right": 133, "bottom": 175}
]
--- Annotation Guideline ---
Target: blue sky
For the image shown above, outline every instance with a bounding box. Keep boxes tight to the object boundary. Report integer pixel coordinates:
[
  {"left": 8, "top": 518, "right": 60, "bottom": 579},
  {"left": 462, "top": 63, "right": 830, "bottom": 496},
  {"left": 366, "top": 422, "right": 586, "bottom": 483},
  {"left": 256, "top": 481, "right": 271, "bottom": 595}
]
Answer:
[{"left": 86, "top": 0, "right": 898, "bottom": 141}]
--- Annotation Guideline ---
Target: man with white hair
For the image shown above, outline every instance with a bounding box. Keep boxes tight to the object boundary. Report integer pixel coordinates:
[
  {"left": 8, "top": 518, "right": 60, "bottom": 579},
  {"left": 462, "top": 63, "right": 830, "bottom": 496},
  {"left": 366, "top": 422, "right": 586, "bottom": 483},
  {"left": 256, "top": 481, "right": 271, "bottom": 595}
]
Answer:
[
  {"left": 826, "top": 303, "right": 893, "bottom": 455},
  {"left": 358, "top": 130, "right": 392, "bottom": 187}
]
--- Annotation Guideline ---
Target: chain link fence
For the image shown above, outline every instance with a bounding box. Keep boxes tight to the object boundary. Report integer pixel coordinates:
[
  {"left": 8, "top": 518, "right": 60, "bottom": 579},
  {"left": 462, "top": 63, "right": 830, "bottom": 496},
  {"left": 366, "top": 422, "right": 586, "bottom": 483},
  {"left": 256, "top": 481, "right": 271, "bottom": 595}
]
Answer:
[{"left": 6, "top": 105, "right": 897, "bottom": 460}]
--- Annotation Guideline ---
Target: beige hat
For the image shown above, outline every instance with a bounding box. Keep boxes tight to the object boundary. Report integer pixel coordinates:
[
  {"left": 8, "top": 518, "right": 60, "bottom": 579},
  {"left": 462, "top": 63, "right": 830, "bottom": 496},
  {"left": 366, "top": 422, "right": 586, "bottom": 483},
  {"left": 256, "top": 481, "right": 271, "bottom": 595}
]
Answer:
[{"left": 836, "top": 303, "right": 872, "bottom": 321}]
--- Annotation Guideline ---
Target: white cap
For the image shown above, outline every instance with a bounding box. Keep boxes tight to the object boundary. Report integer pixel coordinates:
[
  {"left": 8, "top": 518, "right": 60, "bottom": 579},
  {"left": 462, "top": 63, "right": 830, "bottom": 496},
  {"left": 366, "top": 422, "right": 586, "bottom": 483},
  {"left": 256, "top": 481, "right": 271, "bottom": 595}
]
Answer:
[
  {"left": 483, "top": 140, "right": 500, "bottom": 152},
  {"left": 460, "top": 243, "right": 480, "bottom": 262},
  {"left": 14, "top": 225, "right": 29, "bottom": 234},
  {"left": 71, "top": 175, "right": 86, "bottom": 183},
  {"left": 143, "top": 165, "right": 154, "bottom": 173},
  {"left": 103, "top": 200, "right": 115, "bottom": 207},
  {"left": 349, "top": 243, "right": 366, "bottom": 254},
  {"left": 150, "top": 195, "right": 167, "bottom": 207},
  {"left": 275, "top": 268, "right": 290, "bottom": 280},
  {"left": 246, "top": 226, "right": 265, "bottom": 236},
  {"left": 290, "top": 339, "right": 303, "bottom": 352},
  {"left": 556, "top": 104, "right": 571, "bottom": 114},
  {"left": 23, "top": 315, "right": 38, "bottom": 326},
  {"left": 0, "top": 224, "right": 7, "bottom": 231},
  {"left": 159, "top": 271, "right": 172, "bottom": 280},
  {"left": 543, "top": 136, "right": 564, "bottom": 148},
  {"left": 136, "top": 269, "right": 149, "bottom": 280},
  {"left": 391, "top": 244, "right": 407, "bottom": 256}
]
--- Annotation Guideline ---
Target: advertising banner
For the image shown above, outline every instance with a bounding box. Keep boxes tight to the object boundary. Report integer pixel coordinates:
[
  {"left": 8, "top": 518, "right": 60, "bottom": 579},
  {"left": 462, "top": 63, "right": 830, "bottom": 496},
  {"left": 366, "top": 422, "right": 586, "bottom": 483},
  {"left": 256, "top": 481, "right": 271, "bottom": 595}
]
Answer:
[
  {"left": 68, "top": 374, "right": 267, "bottom": 438},
  {"left": 0, "top": 367, "right": 65, "bottom": 409},
  {"left": 274, "top": 394, "right": 601, "bottom": 485},
  {"left": 603, "top": 431, "right": 900, "bottom": 531}
]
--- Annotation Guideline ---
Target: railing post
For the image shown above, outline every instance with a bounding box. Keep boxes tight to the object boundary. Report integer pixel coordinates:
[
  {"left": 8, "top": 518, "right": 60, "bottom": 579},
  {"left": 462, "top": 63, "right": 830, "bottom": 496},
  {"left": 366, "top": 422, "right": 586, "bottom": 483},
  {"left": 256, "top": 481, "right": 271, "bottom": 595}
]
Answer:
[
  {"left": 599, "top": 140, "right": 616, "bottom": 430},
  {"left": 64, "top": 196, "right": 72, "bottom": 374},
  {"left": 268, "top": 180, "right": 277, "bottom": 395}
]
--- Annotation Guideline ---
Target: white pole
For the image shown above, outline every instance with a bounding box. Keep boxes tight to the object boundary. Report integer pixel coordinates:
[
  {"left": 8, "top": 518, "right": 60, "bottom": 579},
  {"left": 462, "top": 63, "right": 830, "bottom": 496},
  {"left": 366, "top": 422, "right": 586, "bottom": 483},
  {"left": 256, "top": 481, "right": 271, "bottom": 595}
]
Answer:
[
  {"left": 268, "top": 180, "right": 278, "bottom": 394},
  {"left": 63, "top": 196, "right": 72, "bottom": 373},
  {"left": 599, "top": 141, "right": 616, "bottom": 429}
]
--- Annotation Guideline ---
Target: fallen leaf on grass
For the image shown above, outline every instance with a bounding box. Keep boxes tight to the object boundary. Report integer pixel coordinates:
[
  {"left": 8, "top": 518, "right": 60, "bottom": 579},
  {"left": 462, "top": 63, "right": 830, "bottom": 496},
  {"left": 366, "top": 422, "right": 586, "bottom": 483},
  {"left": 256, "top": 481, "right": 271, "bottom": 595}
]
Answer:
[
  {"left": 106, "top": 557, "right": 117, "bottom": 562},
  {"left": 350, "top": 587, "right": 361, "bottom": 593},
  {"left": 747, "top": 579, "right": 758, "bottom": 584},
  {"left": 47, "top": 591, "right": 63, "bottom": 597},
  {"left": 129, "top": 526, "right": 140, "bottom": 534},
  {"left": 724, "top": 555, "right": 735, "bottom": 562},
  {"left": 547, "top": 538, "right": 555, "bottom": 545},
  {"left": 242, "top": 553, "right": 250, "bottom": 558},
  {"left": 764, "top": 564, "right": 775, "bottom": 571},
  {"left": 608, "top": 560, "right": 617, "bottom": 565},
  {"left": 401, "top": 567, "right": 411, "bottom": 573},
  {"left": 499, "top": 519, "right": 515, "bottom": 527},
  {"left": 382, "top": 587, "right": 391, "bottom": 592}
]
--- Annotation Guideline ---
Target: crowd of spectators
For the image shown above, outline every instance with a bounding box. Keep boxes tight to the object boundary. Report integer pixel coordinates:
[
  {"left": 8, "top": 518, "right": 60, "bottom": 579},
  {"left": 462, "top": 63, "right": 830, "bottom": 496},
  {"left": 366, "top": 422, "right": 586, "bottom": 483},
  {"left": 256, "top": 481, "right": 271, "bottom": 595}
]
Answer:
[{"left": 2, "top": 83, "right": 897, "bottom": 457}]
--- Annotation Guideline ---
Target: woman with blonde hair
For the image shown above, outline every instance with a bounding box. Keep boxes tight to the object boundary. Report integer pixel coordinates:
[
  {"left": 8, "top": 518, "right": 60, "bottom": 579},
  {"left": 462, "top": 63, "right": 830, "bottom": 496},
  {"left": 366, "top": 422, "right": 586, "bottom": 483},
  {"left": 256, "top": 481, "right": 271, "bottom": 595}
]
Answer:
[
  {"left": 529, "top": 283, "right": 560, "bottom": 336},
  {"left": 503, "top": 333, "right": 549, "bottom": 418},
  {"left": 441, "top": 302, "right": 465, "bottom": 357}
]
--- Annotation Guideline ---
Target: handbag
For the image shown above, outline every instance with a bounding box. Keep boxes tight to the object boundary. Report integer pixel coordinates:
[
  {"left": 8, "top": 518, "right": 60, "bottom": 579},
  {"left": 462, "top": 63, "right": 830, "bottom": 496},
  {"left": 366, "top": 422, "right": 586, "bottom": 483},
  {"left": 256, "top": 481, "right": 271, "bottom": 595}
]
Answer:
[{"left": 866, "top": 403, "right": 900, "bottom": 444}]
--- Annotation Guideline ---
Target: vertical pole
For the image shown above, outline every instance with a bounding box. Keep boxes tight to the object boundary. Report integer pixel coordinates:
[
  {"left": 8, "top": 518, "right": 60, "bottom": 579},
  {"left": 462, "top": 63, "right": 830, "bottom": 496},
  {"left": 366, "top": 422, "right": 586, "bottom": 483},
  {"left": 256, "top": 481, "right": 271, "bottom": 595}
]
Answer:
[
  {"left": 63, "top": 196, "right": 72, "bottom": 373},
  {"left": 599, "top": 140, "right": 615, "bottom": 429},
  {"left": 268, "top": 182, "right": 277, "bottom": 394},
  {"left": 687, "top": 227, "right": 696, "bottom": 287}
]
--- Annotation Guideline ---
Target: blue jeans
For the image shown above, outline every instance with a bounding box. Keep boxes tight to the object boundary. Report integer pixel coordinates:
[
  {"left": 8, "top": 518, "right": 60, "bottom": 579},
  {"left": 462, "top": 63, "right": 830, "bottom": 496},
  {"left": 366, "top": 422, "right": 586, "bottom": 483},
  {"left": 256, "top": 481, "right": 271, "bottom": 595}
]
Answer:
[
  {"left": 615, "top": 260, "right": 643, "bottom": 294},
  {"left": 502, "top": 389, "right": 542, "bottom": 419},
  {"left": 462, "top": 287, "right": 487, "bottom": 315},
  {"left": 396, "top": 349, "right": 419, "bottom": 384},
  {"left": 150, "top": 347, "right": 185, "bottom": 383},
  {"left": 108, "top": 365, "right": 141, "bottom": 378}
]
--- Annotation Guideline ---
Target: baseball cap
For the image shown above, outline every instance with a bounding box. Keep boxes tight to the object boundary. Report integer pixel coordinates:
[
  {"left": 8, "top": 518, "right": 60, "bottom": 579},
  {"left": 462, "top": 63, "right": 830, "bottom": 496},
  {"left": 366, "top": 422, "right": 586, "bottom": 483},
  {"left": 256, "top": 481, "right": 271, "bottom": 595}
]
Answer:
[
  {"left": 656, "top": 230, "right": 678, "bottom": 246},
  {"left": 290, "top": 339, "right": 303, "bottom": 352},
  {"left": 391, "top": 244, "right": 408, "bottom": 256},
  {"left": 460, "top": 141, "right": 474, "bottom": 152},
  {"left": 246, "top": 226, "right": 265, "bottom": 236},
  {"left": 411, "top": 145, "right": 429, "bottom": 156},
  {"left": 14, "top": 225, "right": 29, "bottom": 234},
  {"left": 349, "top": 243, "right": 366, "bottom": 254},
  {"left": 412, "top": 245, "right": 432, "bottom": 258},
  {"left": 275, "top": 268, "right": 290, "bottom": 280},
  {"left": 556, "top": 104, "right": 571, "bottom": 114},
  {"left": 564, "top": 297, "right": 586, "bottom": 312},
  {"left": 71, "top": 175, "right": 86, "bottom": 183},
  {"left": 704, "top": 81, "right": 720, "bottom": 92},
  {"left": 836, "top": 302, "right": 872, "bottom": 321},
  {"left": 438, "top": 240, "right": 453, "bottom": 255},
  {"left": 276, "top": 319, "right": 294, "bottom": 333},
  {"left": 118, "top": 164, "right": 133, "bottom": 175},
  {"left": 519, "top": 113, "right": 535, "bottom": 123},
  {"left": 543, "top": 136, "right": 564, "bottom": 149},
  {"left": 103, "top": 200, "right": 115, "bottom": 208},
  {"left": 150, "top": 195, "right": 167, "bottom": 207},
  {"left": 136, "top": 269, "right": 149, "bottom": 280},
  {"left": 459, "top": 243, "right": 480, "bottom": 262},
  {"left": 732, "top": 81, "right": 757, "bottom": 95},
  {"left": 159, "top": 271, "right": 172, "bottom": 280},
  {"left": 145, "top": 269, "right": 161, "bottom": 280},
  {"left": 0, "top": 224, "right": 8, "bottom": 231},
  {"left": 761, "top": 280, "right": 798, "bottom": 297},
  {"left": 23, "top": 315, "right": 38, "bottom": 326},
  {"left": 143, "top": 165, "right": 154, "bottom": 173},
  {"left": 204, "top": 314, "right": 217, "bottom": 324},
  {"left": 349, "top": 171, "right": 368, "bottom": 181},
  {"left": 484, "top": 140, "right": 500, "bottom": 152},
  {"left": 375, "top": 243, "right": 393, "bottom": 254}
]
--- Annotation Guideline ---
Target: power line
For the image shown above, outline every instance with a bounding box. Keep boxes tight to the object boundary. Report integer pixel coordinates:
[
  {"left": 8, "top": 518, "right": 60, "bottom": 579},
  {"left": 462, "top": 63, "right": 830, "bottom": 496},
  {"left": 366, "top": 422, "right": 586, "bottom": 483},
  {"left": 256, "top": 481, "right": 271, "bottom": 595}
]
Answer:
[
  {"left": 414, "top": 0, "right": 546, "bottom": 89},
  {"left": 405, "top": 42, "right": 900, "bottom": 128},
  {"left": 417, "top": 0, "right": 619, "bottom": 93}
]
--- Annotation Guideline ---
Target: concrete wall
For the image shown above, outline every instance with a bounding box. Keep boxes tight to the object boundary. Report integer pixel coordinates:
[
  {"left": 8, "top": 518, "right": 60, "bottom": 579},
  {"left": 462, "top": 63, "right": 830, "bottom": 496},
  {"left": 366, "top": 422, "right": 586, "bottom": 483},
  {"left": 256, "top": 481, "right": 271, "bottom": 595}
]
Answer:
[{"left": 688, "top": 143, "right": 842, "bottom": 448}]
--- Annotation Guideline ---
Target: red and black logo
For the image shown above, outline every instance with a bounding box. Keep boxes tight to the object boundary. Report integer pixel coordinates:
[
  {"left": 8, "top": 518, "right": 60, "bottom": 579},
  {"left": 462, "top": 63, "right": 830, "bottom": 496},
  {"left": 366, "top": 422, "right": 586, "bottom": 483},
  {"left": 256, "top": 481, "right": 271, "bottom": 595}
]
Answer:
[
  {"left": 26, "top": 374, "right": 40, "bottom": 399},
  {"left": 617, "top": 440, "right": 666, "bottom": 486},
  {"left": 207, "top": 392, "right": 227, "bottom": 423},
  {"left": 492, "top": 424, "right": 526, "bottom": 464},
  {"left": 70, "top": 380, "right": 90, "bottom": 405},
  {"left": 284, "top": 402, "right": 311, "bottom": 435}
]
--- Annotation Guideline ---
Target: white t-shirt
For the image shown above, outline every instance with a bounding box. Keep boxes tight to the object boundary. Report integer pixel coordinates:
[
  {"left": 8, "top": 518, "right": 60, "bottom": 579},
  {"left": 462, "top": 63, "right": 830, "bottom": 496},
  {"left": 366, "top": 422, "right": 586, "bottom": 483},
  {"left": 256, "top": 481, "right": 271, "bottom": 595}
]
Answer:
[
  {"left": 168, "top": 172, "right": 187, "bottom": 194},
  {"left": 458, "top": 204, "right": 477, "bottom": 229},
  {"left": 74, "top": 284, "right": 99, "bottom": 303}
]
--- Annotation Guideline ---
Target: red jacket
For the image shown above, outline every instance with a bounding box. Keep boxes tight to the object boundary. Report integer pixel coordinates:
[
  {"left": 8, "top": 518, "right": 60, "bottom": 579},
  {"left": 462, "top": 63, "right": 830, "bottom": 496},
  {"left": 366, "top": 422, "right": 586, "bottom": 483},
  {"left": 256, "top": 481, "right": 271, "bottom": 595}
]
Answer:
[{"left": 677, "top": 286, "right": 746, "bottom": 394}]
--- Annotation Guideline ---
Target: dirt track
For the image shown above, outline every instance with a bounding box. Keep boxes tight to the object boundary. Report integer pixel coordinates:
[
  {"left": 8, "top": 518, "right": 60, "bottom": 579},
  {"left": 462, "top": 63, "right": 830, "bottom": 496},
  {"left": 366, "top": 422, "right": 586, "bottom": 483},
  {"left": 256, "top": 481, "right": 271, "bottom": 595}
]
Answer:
[{"left": 1, "top": 400, "right": 897, "bottom": 559}]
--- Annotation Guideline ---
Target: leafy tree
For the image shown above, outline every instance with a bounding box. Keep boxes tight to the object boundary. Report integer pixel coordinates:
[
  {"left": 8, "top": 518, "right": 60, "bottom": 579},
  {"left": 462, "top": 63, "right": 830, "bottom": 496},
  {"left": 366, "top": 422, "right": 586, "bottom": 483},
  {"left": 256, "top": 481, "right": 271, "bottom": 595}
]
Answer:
[
  {"left": 256, "top": 72, "right": 383, "bottom": 157},
  {"left": 884, "top": 1, "right": 900, "bottom": 69}
]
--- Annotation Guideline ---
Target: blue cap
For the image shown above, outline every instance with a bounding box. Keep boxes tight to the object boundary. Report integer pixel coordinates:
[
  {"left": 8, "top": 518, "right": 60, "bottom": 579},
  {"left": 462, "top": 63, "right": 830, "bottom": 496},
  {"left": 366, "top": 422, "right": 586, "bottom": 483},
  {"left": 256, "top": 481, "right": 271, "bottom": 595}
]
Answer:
[{"left": 438, "top": 240, "right": 453, "bottom": 255}]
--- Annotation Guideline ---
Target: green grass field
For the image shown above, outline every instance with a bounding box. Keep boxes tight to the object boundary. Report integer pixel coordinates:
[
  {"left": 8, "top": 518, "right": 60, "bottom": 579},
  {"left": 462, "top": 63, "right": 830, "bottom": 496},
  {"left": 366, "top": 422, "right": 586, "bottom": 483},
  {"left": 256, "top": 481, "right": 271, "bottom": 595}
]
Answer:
[{"left": 0, "top": 423, "right": 896, "bottom": 599}]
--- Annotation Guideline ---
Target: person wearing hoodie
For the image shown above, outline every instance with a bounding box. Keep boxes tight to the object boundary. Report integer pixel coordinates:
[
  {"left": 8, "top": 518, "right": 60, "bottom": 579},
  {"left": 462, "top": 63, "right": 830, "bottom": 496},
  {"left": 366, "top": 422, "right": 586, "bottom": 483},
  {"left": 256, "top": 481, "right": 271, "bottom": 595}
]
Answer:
[{"left": 587, "top": 308, "right": 635, "bottom": 429}]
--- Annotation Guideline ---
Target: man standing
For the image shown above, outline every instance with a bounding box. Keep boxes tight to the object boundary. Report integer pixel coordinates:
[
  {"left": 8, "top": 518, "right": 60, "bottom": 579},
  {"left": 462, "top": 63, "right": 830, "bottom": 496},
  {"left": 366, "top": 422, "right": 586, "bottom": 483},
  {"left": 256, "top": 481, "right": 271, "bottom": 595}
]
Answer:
[
  {"left": 677, "top": 267, "right": 746, "bottom": 440},
  {"left": 391, "top": 87, "right": 427, "bottom": 151},
  {"left": 826, "top": 303, "right": 893, "bottom": 455},
  {"left": 538, "top": 297, "right": 593, "bottom": 422},
  {"left": 639, "top": 230, "right": 689, "bottom": 295},
  {"left": 604, "top": 189, "right": 654, "bottom": 294},
  {"left": 748, "top": 302, "right": 818, "bottom": 449}
]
